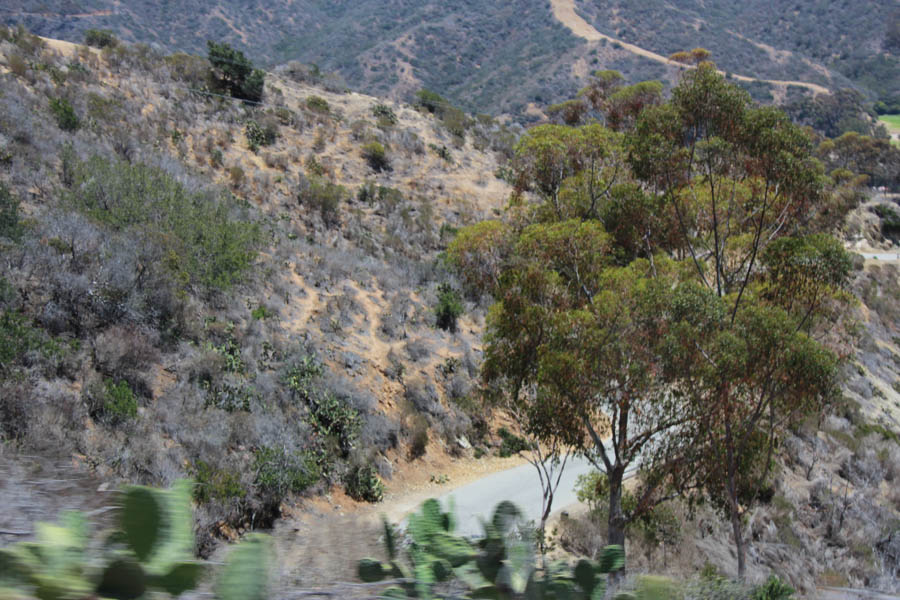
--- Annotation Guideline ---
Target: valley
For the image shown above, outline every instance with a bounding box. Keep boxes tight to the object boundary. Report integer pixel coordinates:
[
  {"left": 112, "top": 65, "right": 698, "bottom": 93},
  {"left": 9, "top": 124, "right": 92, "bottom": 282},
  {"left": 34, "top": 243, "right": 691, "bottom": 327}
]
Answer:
[{"left": 0, "top": 16, "right": 899, "bottom": 600}]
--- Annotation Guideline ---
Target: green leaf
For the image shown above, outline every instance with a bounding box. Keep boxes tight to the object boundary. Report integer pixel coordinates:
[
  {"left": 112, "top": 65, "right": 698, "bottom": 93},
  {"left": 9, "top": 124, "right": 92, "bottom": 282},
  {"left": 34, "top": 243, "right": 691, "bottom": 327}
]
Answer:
[
  {"left": 97, "top": 558, "right": 147, "bottom": 600},
  {"left": 471, "top": 586, "right": 502, "bottom": 599},
  {"left": 357, "top": 558, "right": 386, "bottom": 583},
  {"left": 454, "top": 563, "right": 491, "bottom": 590},
  {"left": 597, "top": 545, "right": 625, "bottom": 574},
  {"left": 216, "top": 534, "right": 272, "bottom": 600},
  {"left": 430, "top": 532, "right": 475, "bottom": 567},
  {"left": 431, "top": 558, "right": 453, "bottom": 583},
  {"left": 381, "top": 586, "right": 409, "bottom": 599},
  {"left": 491, "top": 501, "right": 521, "bottom": 536},
  {"left": 121, "top": 487, "right": 162, "bottom": 563},
  {"left": 151, "top": 562, "right": 205, "bottom": 596},
  {"left": 499, "top": 540, "right": 533, "bottom": 595},
  {"left": 574, "top": 559, "right": 597, "bottom": 595},
  {"left": 550, "top": 578, "right": 576, "bottom": 600},
  {"left": 382, "top": 516, "right": 398, "bottom": 561}
]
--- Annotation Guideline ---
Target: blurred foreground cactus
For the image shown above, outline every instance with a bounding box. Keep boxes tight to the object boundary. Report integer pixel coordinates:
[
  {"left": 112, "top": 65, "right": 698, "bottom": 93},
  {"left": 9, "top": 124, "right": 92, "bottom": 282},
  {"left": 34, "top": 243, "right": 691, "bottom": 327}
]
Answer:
[
  {"left": 358, "top": 498, "right": 625, "bottom": 599},
  {"left": 0, "top": 480, "right": 271, "bottom": 600}
]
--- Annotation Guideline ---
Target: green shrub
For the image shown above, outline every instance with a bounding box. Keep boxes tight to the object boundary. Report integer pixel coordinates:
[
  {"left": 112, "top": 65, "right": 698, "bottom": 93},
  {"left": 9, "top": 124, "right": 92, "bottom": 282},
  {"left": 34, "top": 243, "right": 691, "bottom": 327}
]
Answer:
[
  {"left": 284, "top": 356, "right": 324, "bottom": 402},
  {"left": 203, "top": 381, "right": 257, "bottom": 412},
  {"left": 434, "top": 283, "right": 463, "bottom": 332},
  {"left": 306, "top": 95, "right": 330, "bottom": 114},
  {"left": 251, "top": 305, "right": 273, "bottom": 320},
  {"left": 874, "top": 204, "right": 900, "bottom": 236},
  {"left": 0, "top": 183, "right": 21, "bottom": 241},
  {"left": 67, "top": 156, "right": 260, "bottom": 291},
  {"left": 245, "top": 119, "right": 277, "bottom": 152},
  {"left": 361, "top": 141, "right": 390, "bottom": 172},
  {"left": 49, "top": 97, "right": 80, "bottom": 132},
  {"left": 84, "top": 29, "right": 117, "bottom": 48},
  {"left": 101, "top": 379, "right": 138, "bottom": 424},
  {"left": 497, "top": 427, "right": 530, "bottom": 457},
  {"left": 752, "top": 575, "right": 795, "bottom": 600},
  {"left": 372, "top": 103, "right": 397, "bottom": 126},
  {"left": 35, "top": 62, "right": 66, "bottom": 84},
  {"left": 0, "top": 311, "right": 63, "bottom": 381},
  {"left": 305, "top": 155, "right": 325, "bottom": 176},
  {"left": 429, "top": 143, "right": 453, "bottom": 163},
  {"left": 415, "top": 89, "right": 448, "bottom": 115},
  {"left": 307, "top": 392, "right": 360, "bottom": 457},
  {"left": 344, "top": 463, "right": 385, "bottom": 503},
  {"left": 192, "top": 460, "right": 246, "bottom": 504},
  {"left": 253, "top": 446, "right": 320, "bottom": 498},
  {"left": 298, "top": 176, "right": 346, "bottom": 227}
]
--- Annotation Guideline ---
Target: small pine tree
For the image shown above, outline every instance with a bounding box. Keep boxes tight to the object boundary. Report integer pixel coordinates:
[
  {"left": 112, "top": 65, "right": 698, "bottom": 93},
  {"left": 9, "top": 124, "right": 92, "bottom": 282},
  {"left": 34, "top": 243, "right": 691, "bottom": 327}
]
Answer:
[
  {"left": 434, "top": 283, "right": 463, "bottom": 332},
  {"left": 207, "top": 40, "right": 265, "bottom": 103}
]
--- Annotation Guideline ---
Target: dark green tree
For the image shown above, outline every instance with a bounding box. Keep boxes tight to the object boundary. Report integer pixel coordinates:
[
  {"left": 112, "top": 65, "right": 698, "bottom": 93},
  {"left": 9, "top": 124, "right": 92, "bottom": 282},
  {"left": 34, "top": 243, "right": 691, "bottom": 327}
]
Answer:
[{"left": 206, "top": 41, "right": 264, "bottom": 103}]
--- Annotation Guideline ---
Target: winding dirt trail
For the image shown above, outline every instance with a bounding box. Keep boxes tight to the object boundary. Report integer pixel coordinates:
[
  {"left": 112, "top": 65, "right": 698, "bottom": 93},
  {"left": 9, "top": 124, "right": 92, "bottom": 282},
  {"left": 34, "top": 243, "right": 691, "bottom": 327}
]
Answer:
[{"left": 549, "top": 0, "right": 831, "bottom": 96}]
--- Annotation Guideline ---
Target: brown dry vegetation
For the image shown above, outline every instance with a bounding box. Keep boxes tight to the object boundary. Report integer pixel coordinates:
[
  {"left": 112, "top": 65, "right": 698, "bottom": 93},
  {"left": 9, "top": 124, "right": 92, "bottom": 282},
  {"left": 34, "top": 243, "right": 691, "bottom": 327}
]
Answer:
[
  {"left": 1, "top": 28, "right": 899, "bottom": 596},
  {"left": 0, "top": 28, "right": 519, "bottom": 554}
]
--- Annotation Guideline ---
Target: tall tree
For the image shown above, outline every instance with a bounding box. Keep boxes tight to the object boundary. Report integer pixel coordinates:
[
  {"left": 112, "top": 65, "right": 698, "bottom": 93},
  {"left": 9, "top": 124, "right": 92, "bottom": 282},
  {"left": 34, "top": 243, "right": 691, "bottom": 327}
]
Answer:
[
  {"left": 454, "top": 64, "right": 854, "bottom": 579},
  {"left": 452, "top": 125, "right": 697, "bottom": 552},
  {"left": 627, "top": 63, "right": 853, "bottom": 578}
]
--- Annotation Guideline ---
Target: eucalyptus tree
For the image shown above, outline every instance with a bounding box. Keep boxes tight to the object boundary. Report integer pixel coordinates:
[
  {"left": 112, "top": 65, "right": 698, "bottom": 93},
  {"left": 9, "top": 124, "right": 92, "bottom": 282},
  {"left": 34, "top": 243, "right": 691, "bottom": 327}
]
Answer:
[
  {"left": 627, "top": 63, "right": 853, "bottom": 578},
  {"left": 453, "top": 64, "right": 853, "bottom": 579}
]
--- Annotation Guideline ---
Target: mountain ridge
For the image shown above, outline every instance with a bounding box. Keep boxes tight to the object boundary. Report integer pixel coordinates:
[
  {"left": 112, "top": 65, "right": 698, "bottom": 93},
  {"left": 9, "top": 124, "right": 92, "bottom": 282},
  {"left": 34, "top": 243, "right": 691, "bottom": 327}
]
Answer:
[{"left": 4, "top": 0, "right": 897, "bottom": 117}]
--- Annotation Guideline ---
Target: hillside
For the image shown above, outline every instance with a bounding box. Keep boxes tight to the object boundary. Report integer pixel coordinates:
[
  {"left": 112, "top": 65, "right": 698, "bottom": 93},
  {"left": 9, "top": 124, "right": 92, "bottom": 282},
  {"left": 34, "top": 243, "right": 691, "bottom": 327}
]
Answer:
[
  {"left": 1, "top": 28, "right": 900, "bottom": 597},
  {"left": 572, "top": 0, "right": 898, "bottom": 103},
  {"left": 3, "top": 0, "right": 898, "bottom": 116},
  {"left": 0, "top": 27, "right": 520, "bottom": 555}
]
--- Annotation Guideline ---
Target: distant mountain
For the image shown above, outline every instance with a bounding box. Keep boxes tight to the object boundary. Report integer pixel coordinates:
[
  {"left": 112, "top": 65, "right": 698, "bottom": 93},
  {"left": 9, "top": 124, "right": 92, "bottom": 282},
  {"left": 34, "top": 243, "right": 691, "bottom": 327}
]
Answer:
[{"left": 3, "top": 0, "right": 897, "bottom": 115}]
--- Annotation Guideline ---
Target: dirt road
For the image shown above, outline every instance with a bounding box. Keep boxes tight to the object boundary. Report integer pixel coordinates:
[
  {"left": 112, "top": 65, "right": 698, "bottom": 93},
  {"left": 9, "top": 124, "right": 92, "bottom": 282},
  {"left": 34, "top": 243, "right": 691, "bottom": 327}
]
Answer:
[{"left": 548, "top": 0, "right": 831, "bottom": 96}]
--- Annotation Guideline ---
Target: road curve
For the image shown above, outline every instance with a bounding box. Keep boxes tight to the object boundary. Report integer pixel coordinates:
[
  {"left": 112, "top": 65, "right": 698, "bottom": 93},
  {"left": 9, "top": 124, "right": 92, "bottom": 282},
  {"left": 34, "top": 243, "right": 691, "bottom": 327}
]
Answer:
[
  {"left": 436, "top": 455, "right": 597, "bottom": 536},
  {"left": 548, "top": 0, "right": 831, "bottom": 96}
]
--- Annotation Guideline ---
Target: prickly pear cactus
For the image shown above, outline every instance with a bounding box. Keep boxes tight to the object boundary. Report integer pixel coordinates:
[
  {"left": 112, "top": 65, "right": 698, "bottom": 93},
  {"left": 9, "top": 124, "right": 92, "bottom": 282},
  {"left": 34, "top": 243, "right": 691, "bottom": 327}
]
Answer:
[
  {"left": 216, "top": 533, "right": 273, "bottom": 600},
  {"left": 358, "top": 499, "right": 626, "bottom": 600},
  {"left": 120, "top": 479, "right": 194, "bottom": 574},
  {"left": 0, "top": 481, "right": 211, "bottom": 600}
]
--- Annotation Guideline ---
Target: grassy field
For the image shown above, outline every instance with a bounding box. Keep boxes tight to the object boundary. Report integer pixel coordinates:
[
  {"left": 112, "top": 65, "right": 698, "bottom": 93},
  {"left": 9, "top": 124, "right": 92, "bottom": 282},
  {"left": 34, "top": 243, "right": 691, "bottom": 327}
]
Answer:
[{"left": 879, "top": 114, "right": 900, "bottom": 147}]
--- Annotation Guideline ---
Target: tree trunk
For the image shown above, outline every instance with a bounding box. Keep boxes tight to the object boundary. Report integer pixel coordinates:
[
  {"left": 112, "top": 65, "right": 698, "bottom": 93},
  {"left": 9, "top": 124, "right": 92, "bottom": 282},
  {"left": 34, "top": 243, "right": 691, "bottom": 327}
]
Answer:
[
  {"left": 725, "top": 422, "right": 747, "bottom": 580},
  {"left": 729, "top": 498, "right": 746, "bottom": 581},
  {"left": 606, "top": 464, "right": 627, "bottom": 595},
  {"left": 607, "top": 465, "right": 627, "bottom": 549}
]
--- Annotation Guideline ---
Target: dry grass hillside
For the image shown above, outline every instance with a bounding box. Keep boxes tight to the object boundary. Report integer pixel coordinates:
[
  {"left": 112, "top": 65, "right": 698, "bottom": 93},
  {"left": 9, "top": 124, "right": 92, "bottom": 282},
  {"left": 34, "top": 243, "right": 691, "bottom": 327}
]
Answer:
[
  {"left": 1, "top": 28, "right": 900, "bottom": 597},
  {"left": 0, "top": 28, "right": 521, "bottom": 554}
]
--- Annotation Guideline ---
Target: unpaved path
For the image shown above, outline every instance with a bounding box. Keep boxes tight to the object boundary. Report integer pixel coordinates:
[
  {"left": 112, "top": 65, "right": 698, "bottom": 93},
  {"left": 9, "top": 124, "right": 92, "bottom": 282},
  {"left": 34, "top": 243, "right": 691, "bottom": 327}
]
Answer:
[{"left": 549, "top": 0, "right": 831, "bottom": 96}]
